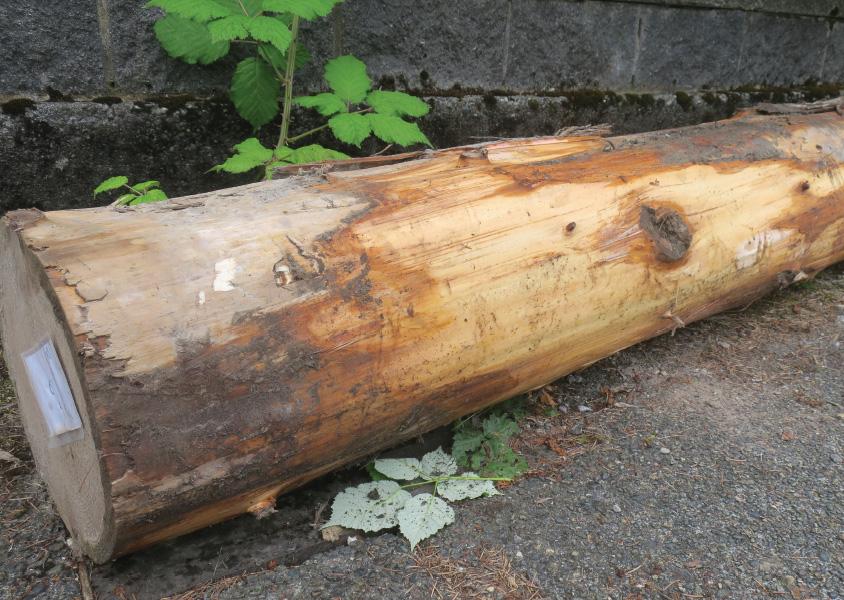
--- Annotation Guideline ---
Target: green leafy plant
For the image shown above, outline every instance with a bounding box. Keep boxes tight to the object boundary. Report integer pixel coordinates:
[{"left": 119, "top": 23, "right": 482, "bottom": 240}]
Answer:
[
  {"left": 147, "top": 0, "right": 431, "bottom": 178},
  {"left": 451, "top": 399, "right": 529, "bottom": 478},
  {"left": 93, "top": 176, "right": 169, "bottom": 206},
  {"left": 325, "top": 448, "right": 506, "bottom": 550}
]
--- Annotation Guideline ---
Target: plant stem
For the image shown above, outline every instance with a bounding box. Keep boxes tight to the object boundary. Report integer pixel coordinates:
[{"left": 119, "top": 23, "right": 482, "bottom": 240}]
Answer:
[
  {"left": 277, "top": 16, "right": 300, "bottom": 150},
  {"left": 397, "top": 475, "right": 511, "bottom": 490},
  {"left": 286, "top": 123, "right": 329, "bottom": 144},
  {"left": 287, "top": 108, "right": 374, "bottom": 144}
]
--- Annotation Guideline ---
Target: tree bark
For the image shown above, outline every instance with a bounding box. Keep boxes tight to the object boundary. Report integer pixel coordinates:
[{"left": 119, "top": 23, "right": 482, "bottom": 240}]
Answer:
[{"left": 2, "top": 110, "right": 844, "bottom": 562}]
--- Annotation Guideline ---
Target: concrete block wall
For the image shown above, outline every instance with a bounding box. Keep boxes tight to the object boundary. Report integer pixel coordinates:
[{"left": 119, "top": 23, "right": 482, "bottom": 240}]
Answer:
[{"left": 2, "top": 0, "right": 843, "bottom": 211}]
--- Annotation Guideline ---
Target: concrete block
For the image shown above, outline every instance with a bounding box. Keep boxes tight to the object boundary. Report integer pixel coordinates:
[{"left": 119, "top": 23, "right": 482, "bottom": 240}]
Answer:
[
  {"left": 105, "top": 1, "right": 238, "bottom": 95},
  {"left": 0, "top": 2, "right": 106, "bottom": 96},
  {"left": 336, "top": 0, "right": 510, "bottom": 91},
  {"left": 737, "top": 12, "right": 830, "bottom": 86},
  {"left": 632, "top": 6, "right": 746, "bottom": 90},
  {"left": 505, "top": 0, "right": 639, "bottom": 91}
]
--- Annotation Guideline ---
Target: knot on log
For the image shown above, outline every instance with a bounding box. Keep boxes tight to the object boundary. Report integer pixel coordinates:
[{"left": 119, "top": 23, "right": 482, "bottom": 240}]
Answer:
[{"left": 639, "top": 206, "right": 692, "bottom": 262}]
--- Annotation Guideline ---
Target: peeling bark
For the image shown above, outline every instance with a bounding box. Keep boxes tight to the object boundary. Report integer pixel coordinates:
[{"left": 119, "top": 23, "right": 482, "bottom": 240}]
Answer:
[{"left": 2, "top": 111, "right": 844, "bottom": 561}]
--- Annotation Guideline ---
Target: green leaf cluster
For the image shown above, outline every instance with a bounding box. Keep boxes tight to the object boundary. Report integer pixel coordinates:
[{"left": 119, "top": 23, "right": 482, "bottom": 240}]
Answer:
[
  {"left": 147, "top": 0, "right": 431, "bottom": 180},
  {"left": 326, "top": 448, "right": 502, "bottom": 550},
  {"left": 296, "top": 55, "right": 431, "bottom": 148},
  {"left": 452, "top": 400, "right": 529, "bottom": 479},
  {"left": 213, "top": 137, "right": 349, "bottom": 174},
  {"left": 148, "top": 0, "right": 341, "bottom": 128},
  {"left": 93, "top": 176, "right": 169, "bottom": 206}
]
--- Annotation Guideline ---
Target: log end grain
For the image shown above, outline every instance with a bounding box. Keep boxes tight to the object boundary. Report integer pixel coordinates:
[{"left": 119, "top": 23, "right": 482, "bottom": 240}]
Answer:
[{"left": 0, "top": 215, "right": 115, "bottom": 562}]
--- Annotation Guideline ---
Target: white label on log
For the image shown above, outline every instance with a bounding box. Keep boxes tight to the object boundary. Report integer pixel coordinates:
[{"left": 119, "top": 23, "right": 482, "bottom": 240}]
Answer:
[
  {"left": 22, "top": 339, "right": 84, "bottom": 448},
  {"left": 214, "top": 258, "right": 237, "bottom": 291}
]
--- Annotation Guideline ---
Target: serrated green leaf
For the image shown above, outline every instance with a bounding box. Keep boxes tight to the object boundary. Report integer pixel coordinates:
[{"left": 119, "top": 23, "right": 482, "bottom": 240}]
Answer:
[
  {"left": 93, "top": 176, "right": 128, "bottom": 196},
  {"left": 208, "top": 14, "right": 251, "bottom": 42},
  {"left": 397, "top": 493, "right": 454, "bottom": 550},
  {"left": 259, "top": 42, "right": 310, "bottom": 71},
  {"left": 211, "top": 0, "right": 263, "bottom": 15},
  {"left": 145, "top": 0, "right": 235, "bottom": 22},
  {"left": 437, "top": 473, "right": 501, "bottom": 502},
  {"left": 325, "top": 481, "right": 411, "bottom": 533},
  {"left": 296, "top": 92, "right": 346, "bottom": 117},
  {"left": 214, "top": 137, "right": 274, "bottom": 173},
  {"left": 115, "top": 194, "right": 136, "bottom": 206},
  {"left": 230, "top": 57, "right": 280, "bottom": 128},
  {"left": 373, "top": 458, "right": 422, "bottom": 481},
  {"left": 328, "top": 112, "right": 371, "bottom": 146},
  {"left": 483, "top": 413, "right": 520, "bottom": 439},
  {"left": 274, "top": 145, "right": 294, "bottom": 161},
  {"left": 236, "top": 137, "right": 275, "bottom": 158},
  {"left": 324, "top": 55, "right": 371, "bottom": 104},
  {"left": 248, "top": 16, "right": 292, "bottom": 52},
  {"left": 482, "top": 450, "right": 528, "bottom": 479},
  {"left": 451, "top": 429, "right": 484, "bottom": 468},
  {"left": 419, "top": 448, "right": 457, "bottom": 478},
  {"left": 366, "top": 90, "right": 429, "bottom": 117},
  {"left": 154, "top": 15, "right": 230, "bottom": 64},
  {"left": 262, "top": 0, "right": 342, "bottom": 19},
  {"left": 366, "top": 462, "right": 388, "bottom": 482},
  {"left": 131, "top": 189, "right": 169, "bottom": 205},
  {"left": 368, "top": 114, "right": 431, "bottom": 147},
  {"left": 132, "top": 180, "right": 161, "bottom": 192},
  {"left": 290, "top": 144, "right": 349, "bottom": 164}
]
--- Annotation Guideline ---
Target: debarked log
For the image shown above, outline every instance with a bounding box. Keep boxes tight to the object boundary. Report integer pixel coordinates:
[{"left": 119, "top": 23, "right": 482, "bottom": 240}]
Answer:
[{"left": 2, "top": 109, "right": 844, "bottom": 562}]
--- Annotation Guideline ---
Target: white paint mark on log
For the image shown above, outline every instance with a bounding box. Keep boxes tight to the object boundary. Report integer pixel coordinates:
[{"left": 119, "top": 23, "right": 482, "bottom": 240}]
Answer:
[
  {"left": 213, "top": 258, "right": 237, "bottom": 292},
  {"left": 197, "top": 291, "right": 206, "bottom": 305},
  {"left": 735, "top": 229, "right": 793, "bottom": 270}
]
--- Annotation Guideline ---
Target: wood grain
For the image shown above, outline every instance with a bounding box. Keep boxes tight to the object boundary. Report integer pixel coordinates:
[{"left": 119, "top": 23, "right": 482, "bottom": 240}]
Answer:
[{"left": 2, "top": 111, "right": 844, "bottom": 561}]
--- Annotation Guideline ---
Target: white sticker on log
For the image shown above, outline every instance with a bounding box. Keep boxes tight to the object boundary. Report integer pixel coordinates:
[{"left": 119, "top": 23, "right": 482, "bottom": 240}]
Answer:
[
  {"left": 22, "top": 339, "right": 84, "bottom": 447},
  {"left": 213, "top": 258, "right": 237, "bottom": 291}
]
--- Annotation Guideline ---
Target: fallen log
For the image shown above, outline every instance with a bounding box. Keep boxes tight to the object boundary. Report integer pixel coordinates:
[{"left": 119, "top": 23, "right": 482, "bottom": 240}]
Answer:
[{"left": 2, "top": 109, "right": 844, "bottom": 562}]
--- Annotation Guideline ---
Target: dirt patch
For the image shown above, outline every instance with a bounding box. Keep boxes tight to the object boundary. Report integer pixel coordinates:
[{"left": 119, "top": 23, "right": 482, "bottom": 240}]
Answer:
[{"left": 411, "top": 545, "right": 545, "bottom": 600}]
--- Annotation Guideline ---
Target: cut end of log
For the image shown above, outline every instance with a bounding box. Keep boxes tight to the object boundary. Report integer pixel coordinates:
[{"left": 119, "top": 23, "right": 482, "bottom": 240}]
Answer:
[{"left": 0, "top": 220, "right": 116, "bottom": 562}]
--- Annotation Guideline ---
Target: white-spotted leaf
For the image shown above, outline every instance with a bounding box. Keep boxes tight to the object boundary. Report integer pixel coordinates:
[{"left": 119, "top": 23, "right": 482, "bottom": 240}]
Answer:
[
  {"left": 373, "top": 457, "right": 422, "bottom": 481},
  {"left": 324, "top": 481, "right": 411, "bottom": 533},
  {"left": 436, "top": 472, "right": 501, "bottom": 502},
  {"left": 419, "top": 447, "right": 457, "bottom": 478},
  {"left": 397, "top": 493, "right": 454, "bottom": 550}
]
